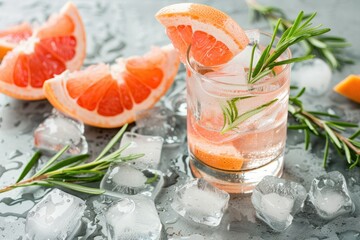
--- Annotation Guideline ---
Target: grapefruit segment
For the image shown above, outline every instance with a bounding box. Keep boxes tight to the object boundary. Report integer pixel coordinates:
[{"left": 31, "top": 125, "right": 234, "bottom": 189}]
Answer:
[
  {"left": 44, "top": 45, "right": 180, "bottom": 128},
  {"left": 34, "top": 2, "right": 85, "bottom": 71},
  {"left": 0, "top": 2, "right": 85, "bottom": 100},
  {"left": 0, "top": 22, "right": 32, "bottom": 59},
  {"left": 334, "top": 75, "right": 360, "bottom": 104},
  {"left": 156, "top": 3, "right": 249, "bottom": 66}
]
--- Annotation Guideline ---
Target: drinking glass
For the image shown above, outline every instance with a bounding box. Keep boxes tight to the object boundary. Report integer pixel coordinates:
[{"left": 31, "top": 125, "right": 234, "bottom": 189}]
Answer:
[{"left": 186, "top": 32, "right": 291, "bottom": 193}]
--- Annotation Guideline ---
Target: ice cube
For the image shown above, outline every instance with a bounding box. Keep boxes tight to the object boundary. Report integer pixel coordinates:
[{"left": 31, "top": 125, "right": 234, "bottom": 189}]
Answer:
[
  {"left": 260, "top": 193, "right": 295, "bottom": 222},
  {"left": 100, "top": 163, "right": 163, "bottom": 198},
  {"left": 34, "top": 109, "right": 88, "bottom": 155},
  {"left": 292, "top": 58, "right": 332, "bottom": 96},
  {"left": 204, "top": 67, "right": 247, "bottom": 85},
  {"left": 308, "top": 171, "right": 355, "bottom": 220},
  {"left": 251, "top": 176, "right": 307, "bottom": 231},
  {"left": 105, "top": 194, "right": 162, "bottom": 240},
  {"left": 230, "top": 44, "right": 262, "bottom": 69},
  {"left": 169, "top": 234, "right": 207, "bottom": 240},
  {"left": 119, "top": 132, "right": 164, "bottom": 169},
  {"left": 171, "top": 178, "right": 230, "bottom": 227},
  {"left": 26, "top": 189, "right": 86, "bottom": 240},
  {"left": 134, "top": 106, "right": 186, "bottom": 145}
]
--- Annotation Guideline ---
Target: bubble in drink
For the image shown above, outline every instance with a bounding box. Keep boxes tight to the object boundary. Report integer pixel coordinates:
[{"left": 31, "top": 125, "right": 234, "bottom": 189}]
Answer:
[
  {"left": 171, "top": 178, "right": 230, "bottom": 227},
  {"left": 105, "top": 195, "right": 162, "bottom": 240},
  {"left": 308, "top": 171, "right": 355, "bottom": 220},
  {"left": 34, "top": 109, "right": 88, "bottom": 155},
  {"left": 26, "top": 189, "right": 86, "bottom": 240},
  {"left": 251, "top": 176, "right": 307, "bottom": 231}
]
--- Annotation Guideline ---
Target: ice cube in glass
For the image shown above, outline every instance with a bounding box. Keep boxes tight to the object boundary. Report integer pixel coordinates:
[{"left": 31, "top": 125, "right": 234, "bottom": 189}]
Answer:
[
  {"left": 251, "top": 176, "right": 307, "bottom": 231},
  {"left": 105, "top": 194, "right": 162, "bottom": 240},
  {"left": 171, "top": 178, "right": 230, "bottom": 227},
  {"left": 308, "top": 171, "right": 355, "bottom": 220},
  {"left": 25, "top": 188, "right": 86, "bottom": 240}
]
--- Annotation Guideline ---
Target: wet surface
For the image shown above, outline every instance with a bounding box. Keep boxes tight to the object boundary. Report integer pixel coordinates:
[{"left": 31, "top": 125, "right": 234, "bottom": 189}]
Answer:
[{"left": 0, "top": 0, "right": 360, "bottom": 239}]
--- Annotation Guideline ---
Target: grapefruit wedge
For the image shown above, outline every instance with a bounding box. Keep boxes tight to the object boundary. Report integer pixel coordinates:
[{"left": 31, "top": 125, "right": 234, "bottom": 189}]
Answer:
[
  {"left": 155, "top": 3, "right": 249, "bottom": 66},
  {"left": 44, "top": 45, "right": 180, "bottom": 128},
  {"left": 0, "top": 2, "right": 86, "bottom": 100},
  {"left": 0, "top": 22, "right": 32, "bottom": 60}
]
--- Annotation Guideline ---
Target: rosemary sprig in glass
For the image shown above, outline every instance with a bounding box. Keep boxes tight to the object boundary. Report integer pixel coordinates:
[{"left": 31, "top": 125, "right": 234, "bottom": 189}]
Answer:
[
  {"left": 288, "top": 87, "right": 360, "bottom": 168},
  {"left": 248, "top": 11, "right": 330, "bottom": 84},
  {"left": 221, "top": 11, "right": 329, "bottom": 133},
  {"left": 0, "top": 124, "right": 144, "bottom": 195},
  {"left": 221, "top": 96, "right": 277, "bottom": 133},
  {"left": 246, "top": 0, "right": 353, "bottom": 70}
]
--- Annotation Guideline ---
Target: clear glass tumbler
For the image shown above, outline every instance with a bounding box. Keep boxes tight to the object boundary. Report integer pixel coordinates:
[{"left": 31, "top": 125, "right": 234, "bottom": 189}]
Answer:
[{"left": 186, "top": 32, "right": 291, "bottom": 193}]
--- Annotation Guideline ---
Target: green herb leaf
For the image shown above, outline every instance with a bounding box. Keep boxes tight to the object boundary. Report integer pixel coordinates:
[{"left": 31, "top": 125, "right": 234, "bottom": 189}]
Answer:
[
  {"left": 323, "top": 123, "right": 342, "bottom": 149},
  {"left": 43, "top": 154, "right": 89, "bottom": 174},
  {"left": 33, "top": 146, "right": 69, "bottom": 177},
  {"left": 95, "top": 124, "right": 128, "bottom": 161},
  {"left": 323, "top": 134, "right": 330, "bottom": 168},
  {"left": 343, "top": 142, "right": 352, "bottom": 164},
  {"left": 16, "top": 151, "right": 41, "bottom": 183},
  {"left": 350, "top": 155, "right": 360, "bottom": 170},
  {"left": 350, "top": 129, "right": 360, "bottom": 140},
  {"left": 47, "top": 180, "right": 105, "bottom": 195},
  {"left": 145, "top": 174, "right": 159, "bottom": 184}
]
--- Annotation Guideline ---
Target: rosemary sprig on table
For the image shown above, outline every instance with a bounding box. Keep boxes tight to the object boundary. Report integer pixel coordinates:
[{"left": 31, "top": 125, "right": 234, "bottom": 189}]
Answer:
[
  {"left": 246, "top": 0, "right": 353, "bottom": 70},
  {"left": 0, "top": 124, "right": 144, "bottom": 195},
  {"left": 288, "top": 87, "right": 360, "bottom": 168}
]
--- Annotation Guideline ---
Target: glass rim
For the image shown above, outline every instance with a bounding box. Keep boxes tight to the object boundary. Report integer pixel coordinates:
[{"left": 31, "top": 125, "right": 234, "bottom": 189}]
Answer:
[{"left": 185, "top": 31, "right": 292, "bottom": 88}]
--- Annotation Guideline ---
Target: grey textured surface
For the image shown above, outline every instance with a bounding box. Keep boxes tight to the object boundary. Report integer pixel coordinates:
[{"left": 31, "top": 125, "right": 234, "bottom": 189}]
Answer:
[{"left": 0, "top": 0, "right": 360, "bottom": 239}]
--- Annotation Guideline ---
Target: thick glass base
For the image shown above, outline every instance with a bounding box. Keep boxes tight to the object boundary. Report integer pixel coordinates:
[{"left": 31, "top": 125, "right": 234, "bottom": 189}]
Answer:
[{"left": 189, "top": 152, "right": 284, "bottom": 194}]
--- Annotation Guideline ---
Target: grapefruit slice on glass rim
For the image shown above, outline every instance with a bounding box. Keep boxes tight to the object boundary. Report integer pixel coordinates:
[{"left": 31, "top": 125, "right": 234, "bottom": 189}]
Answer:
[
  {"left": 0, "top": 2, "right": 86, "bottom": 100},
  {"left": 155, "top": 3, "right": 249, "bottom": 66},
  {"left": 44, "top": 45, "right": 180, "bottom": 128},
  {"left": 0, "top": 22, "right": 32, "bottom": 60}
]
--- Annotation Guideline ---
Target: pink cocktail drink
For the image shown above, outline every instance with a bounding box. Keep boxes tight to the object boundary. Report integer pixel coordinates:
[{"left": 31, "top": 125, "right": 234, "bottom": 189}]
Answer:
[{"left": 186, "top": 32, "right": 291, "bottom": 193}]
